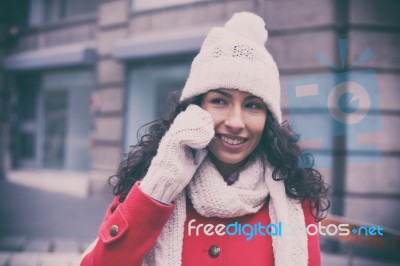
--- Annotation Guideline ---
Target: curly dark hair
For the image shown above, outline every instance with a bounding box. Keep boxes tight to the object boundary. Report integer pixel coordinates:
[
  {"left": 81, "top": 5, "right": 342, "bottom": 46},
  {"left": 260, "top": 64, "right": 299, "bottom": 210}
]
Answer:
[{"left": 109, "top": 92, "right": 330, "bottom": 221}]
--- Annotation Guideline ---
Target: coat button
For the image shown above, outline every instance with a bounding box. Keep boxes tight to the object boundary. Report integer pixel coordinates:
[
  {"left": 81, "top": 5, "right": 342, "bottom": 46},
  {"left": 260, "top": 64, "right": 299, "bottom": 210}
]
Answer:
[
  {"left": 208, "top": 245, "right": 220, "bottom": 258},
  {"left": 110, "top": 225, "right": 119, "bottom": 237}
]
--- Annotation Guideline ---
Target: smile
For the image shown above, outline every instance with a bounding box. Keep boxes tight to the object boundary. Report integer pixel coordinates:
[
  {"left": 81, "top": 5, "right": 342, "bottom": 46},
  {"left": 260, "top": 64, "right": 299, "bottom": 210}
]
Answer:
[
  {"left": 215, "top": 134, "right": 249, "bottom": 149},
  {"left": 221, "top": 136, "right": 245, "bottom": 145}
]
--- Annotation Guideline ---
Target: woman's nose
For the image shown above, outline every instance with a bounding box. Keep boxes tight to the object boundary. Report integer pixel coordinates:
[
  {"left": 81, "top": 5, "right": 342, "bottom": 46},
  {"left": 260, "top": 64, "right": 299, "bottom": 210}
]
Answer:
[{"left": 224, "top": 107, "right": 245, "bottom": 131}]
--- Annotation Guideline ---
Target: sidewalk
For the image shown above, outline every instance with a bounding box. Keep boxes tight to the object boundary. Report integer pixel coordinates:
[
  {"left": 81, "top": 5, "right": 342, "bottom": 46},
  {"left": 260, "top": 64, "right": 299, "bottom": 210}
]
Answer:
[
  {"left": 0, "top": 178, "right": 111, "bottom": 266},
  {"left": 0, "top": 238, "right": 82, "bottom": 265},
  {"left": 0, "top": 234, "right": 85, "bottom": 266}
]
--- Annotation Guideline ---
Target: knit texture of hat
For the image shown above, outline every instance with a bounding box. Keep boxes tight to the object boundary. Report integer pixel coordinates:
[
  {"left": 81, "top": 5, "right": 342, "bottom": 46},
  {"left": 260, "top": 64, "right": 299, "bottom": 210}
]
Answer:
[{"left": 180, "top": 12, "right": 282, "bottom": 123}]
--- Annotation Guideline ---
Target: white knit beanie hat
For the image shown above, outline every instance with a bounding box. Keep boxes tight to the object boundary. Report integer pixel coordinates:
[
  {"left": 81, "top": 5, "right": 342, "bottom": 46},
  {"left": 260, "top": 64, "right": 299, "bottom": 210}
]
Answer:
[{"left": 180, "top": 12, "right": 282, "bottom": 123}]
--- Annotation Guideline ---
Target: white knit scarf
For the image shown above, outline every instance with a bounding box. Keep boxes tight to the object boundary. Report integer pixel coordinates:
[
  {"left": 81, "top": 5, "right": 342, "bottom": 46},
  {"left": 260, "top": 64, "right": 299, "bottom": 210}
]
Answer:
[{"left": 143, "top": 157, "right": 308, "bottom": 266}]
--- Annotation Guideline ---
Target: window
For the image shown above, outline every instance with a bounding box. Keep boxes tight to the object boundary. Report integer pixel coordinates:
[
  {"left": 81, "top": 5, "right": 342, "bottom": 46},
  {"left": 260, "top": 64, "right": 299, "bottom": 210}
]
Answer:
[
  {"left": 12, "top": 69, "right": 94, "bottom": 171},
  {"left": 43, "top": 90, "right": 68, "bottom": 169},
  {"left": 41, "top": 69, "right": 94, "bottom": 171},
  {"left": 125, "top": 58, "right": 192, "bottom": 151},
  {"left": 45, "top": 0, "right": 98, "bottom": 22},
  {"left": 131, "top": 0, "right": 212, "bottom": 11},
  {"left": 29, "top": 0, "right": 98, "bottom": 26}
]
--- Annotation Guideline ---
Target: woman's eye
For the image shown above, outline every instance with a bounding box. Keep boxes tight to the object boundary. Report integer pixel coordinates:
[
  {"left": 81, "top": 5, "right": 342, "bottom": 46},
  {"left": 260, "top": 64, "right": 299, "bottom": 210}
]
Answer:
[
  {"left": 246, "top": 102, "right": 262, "bottom": 110},
  {"left": 210, "top": 98, "right": 227, "bottom": 105}
]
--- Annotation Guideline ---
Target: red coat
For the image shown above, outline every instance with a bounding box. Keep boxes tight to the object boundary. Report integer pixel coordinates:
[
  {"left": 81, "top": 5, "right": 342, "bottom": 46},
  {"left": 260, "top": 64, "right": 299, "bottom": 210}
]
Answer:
[{"left": 81, "top": 182, "right": 321, "bottom": 266}]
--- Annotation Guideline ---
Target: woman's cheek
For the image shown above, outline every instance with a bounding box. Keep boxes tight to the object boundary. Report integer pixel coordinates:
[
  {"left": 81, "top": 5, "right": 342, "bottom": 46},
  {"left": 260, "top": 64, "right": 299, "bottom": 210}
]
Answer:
[
  {"left": 206, "top": 110, "right": 222, "bottom": 126},
  {"left": 246, "top": 114, "right": 267, "bottom": 134}
]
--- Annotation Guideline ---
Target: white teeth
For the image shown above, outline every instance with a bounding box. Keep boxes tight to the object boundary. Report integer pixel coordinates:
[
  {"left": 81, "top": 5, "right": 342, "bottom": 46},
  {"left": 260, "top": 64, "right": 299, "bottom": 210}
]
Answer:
[{"left": 221, "top": 136, "right": 244, "bottom": 145}]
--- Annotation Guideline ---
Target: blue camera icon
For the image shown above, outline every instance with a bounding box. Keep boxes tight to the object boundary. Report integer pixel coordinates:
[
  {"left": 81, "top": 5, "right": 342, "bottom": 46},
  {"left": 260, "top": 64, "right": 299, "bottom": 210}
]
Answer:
[{"left": 285, "top": 69, "right": 381, "bottom": 168}]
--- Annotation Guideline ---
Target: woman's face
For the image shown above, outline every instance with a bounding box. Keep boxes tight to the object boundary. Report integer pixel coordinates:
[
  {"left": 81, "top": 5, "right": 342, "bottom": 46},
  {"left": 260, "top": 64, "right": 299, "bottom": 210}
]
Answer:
[{"left": 201, "top": 88, "right": 267, "bottom": 171}]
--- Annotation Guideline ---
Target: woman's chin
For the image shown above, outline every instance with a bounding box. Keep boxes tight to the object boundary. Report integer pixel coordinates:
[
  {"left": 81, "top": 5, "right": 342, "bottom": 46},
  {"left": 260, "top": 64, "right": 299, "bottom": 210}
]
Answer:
[{"left": 208, "top": 152, "right": 246, "bottom": 166}]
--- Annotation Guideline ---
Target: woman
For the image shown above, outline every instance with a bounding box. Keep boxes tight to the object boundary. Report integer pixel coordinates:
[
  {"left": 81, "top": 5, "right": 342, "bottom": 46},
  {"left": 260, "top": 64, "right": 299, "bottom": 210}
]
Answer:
[{"left": 81, "top": 12, "right": 330, "bottom": 266}]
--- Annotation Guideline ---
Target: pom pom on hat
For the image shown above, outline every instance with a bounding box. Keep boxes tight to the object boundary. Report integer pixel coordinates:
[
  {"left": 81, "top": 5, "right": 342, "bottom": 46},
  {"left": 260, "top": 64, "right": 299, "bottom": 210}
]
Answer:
[
  {"left": 181, "top": 12, "right": 282, "bottom": 123},
  {"left": 224, "top": 12, "right": 268, "bottom": 45}
]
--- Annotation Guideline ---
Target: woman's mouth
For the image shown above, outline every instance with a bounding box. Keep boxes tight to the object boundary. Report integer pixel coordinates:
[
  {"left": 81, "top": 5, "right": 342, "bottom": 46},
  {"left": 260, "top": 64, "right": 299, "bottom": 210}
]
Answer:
[
  {"left": 220, "top": 135, "right": 245, "bottom": 145},
  {"left": 215, "top": 134, "right": 248, "bottom": 151}
]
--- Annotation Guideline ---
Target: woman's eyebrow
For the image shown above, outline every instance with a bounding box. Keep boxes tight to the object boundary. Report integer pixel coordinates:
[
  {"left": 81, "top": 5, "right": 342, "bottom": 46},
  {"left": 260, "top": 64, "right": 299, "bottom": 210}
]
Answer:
[
  {"left": 209, "top": 89, "right": 232, "bottom": 98},
  {"left": 209, "top": 89, "right": 262, "bottom": 101},
  {"left": 245, "top": 95, "right": 261, "bottom": 100}
]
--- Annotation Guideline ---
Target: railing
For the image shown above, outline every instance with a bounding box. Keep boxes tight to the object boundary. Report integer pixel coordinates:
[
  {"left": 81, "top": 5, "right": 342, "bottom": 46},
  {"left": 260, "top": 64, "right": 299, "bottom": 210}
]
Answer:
[{"left": 320, "top": 215, "right": 400, "bottom": 265}]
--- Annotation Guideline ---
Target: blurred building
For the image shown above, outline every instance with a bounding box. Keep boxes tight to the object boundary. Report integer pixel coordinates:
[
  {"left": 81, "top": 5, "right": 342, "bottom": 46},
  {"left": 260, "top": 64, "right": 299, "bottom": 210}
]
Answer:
[{"left": 0, "top": 0, "right": 399, "bottom": 260}]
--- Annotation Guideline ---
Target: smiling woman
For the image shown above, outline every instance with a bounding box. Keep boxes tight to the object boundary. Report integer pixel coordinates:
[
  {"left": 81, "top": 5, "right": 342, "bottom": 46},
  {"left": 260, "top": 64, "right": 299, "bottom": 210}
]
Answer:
[
  {"left": 81, "top": 12, "right": 330, "bottom": 266},
  {"left": 202, "top": 89, "right": 267, "bottom": 177}
]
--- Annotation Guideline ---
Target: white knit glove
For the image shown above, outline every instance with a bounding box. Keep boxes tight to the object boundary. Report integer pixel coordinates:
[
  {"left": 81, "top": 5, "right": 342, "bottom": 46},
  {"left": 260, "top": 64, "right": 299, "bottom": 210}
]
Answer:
[{"left": 139, "top": 105, "right": 215, "bottom": 203}]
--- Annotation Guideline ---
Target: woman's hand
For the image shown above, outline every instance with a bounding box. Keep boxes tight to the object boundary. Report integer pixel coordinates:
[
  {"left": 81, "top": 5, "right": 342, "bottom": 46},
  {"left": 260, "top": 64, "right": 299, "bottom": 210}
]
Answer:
[{"left": 140, "top": 105, "right": 215, "bottom": 203}]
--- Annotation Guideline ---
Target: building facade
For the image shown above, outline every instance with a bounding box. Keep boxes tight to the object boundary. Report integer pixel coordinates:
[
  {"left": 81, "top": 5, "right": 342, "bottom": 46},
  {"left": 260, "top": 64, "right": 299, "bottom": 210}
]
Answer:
[{"left": 1, "top": 0, "right": 400, "bottom": 259}]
